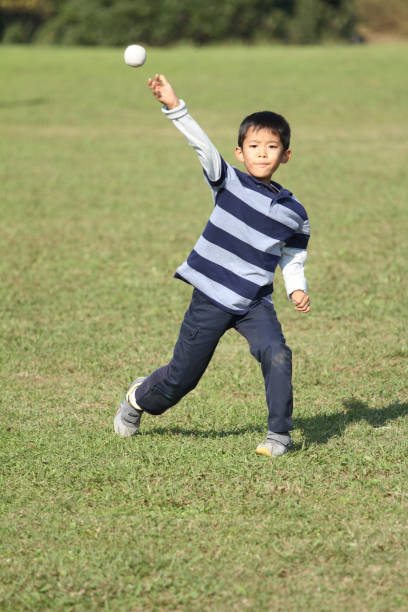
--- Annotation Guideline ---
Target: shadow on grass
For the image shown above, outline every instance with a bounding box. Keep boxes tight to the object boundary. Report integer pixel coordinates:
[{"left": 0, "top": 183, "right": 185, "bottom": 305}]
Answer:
[
  {"left": 0, "top": 98, "right": 47, "bottom": 108},
  {"left": 145, "top": 423, "right": 264, "bottom": 439},
  {"left": 294, "top": 399, "right": 408, "bottom": 446},
  {"left": 144, "top": 399, "right": 407, "bottom": 444}
]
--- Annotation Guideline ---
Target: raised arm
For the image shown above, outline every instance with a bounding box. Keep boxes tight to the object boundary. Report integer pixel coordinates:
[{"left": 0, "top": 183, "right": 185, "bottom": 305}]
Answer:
[{"left": 147, "top": 74, "right": 223, "bottom": 183}]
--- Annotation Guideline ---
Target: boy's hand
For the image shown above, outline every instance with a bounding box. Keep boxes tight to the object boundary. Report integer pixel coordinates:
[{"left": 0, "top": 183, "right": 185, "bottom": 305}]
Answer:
[
  {"left": 147, "top": 74, "right": 180, "bottom": 110},
  {"left": 290, "top": 290, "right": 310, "bottom": 313}
]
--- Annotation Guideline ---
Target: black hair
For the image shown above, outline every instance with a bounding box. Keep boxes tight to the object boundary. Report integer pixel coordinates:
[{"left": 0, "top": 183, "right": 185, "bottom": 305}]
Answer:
[{"left": 238, "top": 111, "right": 291, "bottom": 150}]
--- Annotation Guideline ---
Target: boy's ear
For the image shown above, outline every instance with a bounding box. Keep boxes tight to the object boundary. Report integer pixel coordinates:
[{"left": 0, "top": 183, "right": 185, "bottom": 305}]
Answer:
[
  {"left": 281, "top": 149, "right": 292, "bottom": 164},
  {"left": 234, "top": 146, "right": 244, "bottom": 163}
]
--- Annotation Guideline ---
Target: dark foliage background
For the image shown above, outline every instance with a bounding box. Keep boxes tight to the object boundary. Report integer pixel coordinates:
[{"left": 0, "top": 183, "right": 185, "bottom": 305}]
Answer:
[
  {"left": 0, "top": 0, "right": 358, "bottom": 45},
  {"left": 0, "top": 0, "right": 406, "bottom": 45}
]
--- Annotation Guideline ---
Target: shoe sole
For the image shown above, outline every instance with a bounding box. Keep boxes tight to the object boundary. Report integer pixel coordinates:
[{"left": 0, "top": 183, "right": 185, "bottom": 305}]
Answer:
[
  {"left": 255, "top": 446, "right": 273, "bottom": 457},
  {"left": 255, "top": 441, "right": 292, "bottom": 457}
]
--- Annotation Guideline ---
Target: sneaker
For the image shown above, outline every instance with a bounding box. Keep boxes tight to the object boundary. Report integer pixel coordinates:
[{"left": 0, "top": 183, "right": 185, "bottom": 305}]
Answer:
[
  {"left": 255, "top": 432, "right": 292, "bottom": 457},
  {"left": 114, "top": 377, "right": 146, "bottom": 438}
]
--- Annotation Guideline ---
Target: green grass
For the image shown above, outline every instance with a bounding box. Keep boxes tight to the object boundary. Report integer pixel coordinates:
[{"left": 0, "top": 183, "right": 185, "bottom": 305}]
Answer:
[{"left": 1, "top": 43, "right": 407, "bottom": 610}]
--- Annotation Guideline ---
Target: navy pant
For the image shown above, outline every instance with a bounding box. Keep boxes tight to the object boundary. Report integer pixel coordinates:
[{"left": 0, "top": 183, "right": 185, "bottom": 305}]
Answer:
[{"left": 135, "top": 289, "right": 293, "bottom": 432}]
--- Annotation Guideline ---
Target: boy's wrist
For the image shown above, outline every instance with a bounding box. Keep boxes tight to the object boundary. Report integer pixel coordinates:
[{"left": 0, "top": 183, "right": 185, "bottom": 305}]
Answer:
[
  {"left": 286, "top": 283, "right": 307, "bottom": 301},
  {"left": 165, "top": 98, "right": 180, "bottom": 110},
  {"left": 161, "top": 99, "right": 187, "bottom": 120},
  {"left": 290, "top": 289, "right": 306, "bottom": 298}
]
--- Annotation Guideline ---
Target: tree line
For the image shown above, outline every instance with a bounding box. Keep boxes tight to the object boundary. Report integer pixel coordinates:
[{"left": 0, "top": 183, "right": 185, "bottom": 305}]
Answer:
[{"left": 0, "top": 0, "right": 402, "bottom": 46}]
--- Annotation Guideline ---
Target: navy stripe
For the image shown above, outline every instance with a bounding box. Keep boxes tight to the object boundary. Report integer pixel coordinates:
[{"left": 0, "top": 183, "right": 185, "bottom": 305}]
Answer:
[
  {"left": 235, "top": 167, "right": 284, "bottom": 194},
  {"left": 285, "top": 233, "right": 310, "bottom": 249},
  {"left": 271, "top": 179, "right": 283, "bottom": 191},
  {"left": 203, "top": 221, "right": 280, "bottom": 273},
  {"left": 216, "top": 190, "right": 294, "bottom": 241},
  {"left": 187, "top": 250, "right": 273, "bottom": 300},
  {"left": 278, "top": 196, "right": 308, "bottom": 221},
  {"left": 174, "top": 276, "right": 259, "bottom": 315},
  {"left": 203, "top": 156, "right": 228, "bottom": 187},
  {"left": 234, "top": 167, "right": 308, "bottom": 221}
]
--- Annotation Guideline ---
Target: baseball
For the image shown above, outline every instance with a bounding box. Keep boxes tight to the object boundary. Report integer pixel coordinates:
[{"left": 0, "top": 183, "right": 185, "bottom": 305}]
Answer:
[{"left": 124, "top": 44, "right": 146, "bottom": 67}]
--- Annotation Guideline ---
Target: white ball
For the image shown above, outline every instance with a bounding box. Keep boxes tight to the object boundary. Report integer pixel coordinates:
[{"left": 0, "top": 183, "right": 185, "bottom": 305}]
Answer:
[{"left": 124, "top": 44, "right": 146, "bottom": 68}]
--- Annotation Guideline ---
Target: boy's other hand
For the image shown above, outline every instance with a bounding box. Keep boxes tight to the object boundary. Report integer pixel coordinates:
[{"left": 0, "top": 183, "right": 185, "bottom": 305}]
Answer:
[
  {"left": 148, "top": 74, "right": 180, "bottom": 110},
  {"left": 290, "top": 290, "right": 310, "bottom": 313}
]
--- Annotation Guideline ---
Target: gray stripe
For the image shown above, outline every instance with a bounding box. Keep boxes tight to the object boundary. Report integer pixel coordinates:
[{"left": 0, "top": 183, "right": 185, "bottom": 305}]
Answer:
[
  {"left": 194, "top": 235, "right": 274, "bottom": 287},
  {"left": 226, "top": 171, "right": 304, "bottom": 232},
  {"left": 300, "top": 219, "right": 311, "bottom": 235},
  {"left": 209, "top": 207, "right": 282, "bottom": 257},
  {"left": 226, "top": 172, "right": 273, "bottom": 215},
  {"left": 270, "top": 203, "right": 304, "bottom": 231},
  {"left": 176, "top": 263, "right": 253, "bottom": 311},
  {"left": 225, "top": 168, "right": 305, "bottom": 232}
]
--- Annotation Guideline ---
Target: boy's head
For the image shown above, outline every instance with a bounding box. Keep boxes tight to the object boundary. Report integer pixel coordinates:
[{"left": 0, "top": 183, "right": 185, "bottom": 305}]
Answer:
[
  {"left": 238, "top": 111, "right": 291, "bottom": 150},
  {"left": 235, "top": 111, "right": 291, "bottom": 184}
]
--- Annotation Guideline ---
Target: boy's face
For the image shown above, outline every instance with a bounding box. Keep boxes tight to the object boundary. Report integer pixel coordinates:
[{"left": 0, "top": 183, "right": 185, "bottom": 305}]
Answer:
[{"left": 234, "top": 126, "right": 291, "bottom": 184}]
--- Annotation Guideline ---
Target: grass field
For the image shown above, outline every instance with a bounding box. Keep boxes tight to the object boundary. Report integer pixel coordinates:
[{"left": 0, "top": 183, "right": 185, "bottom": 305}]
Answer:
[{"left": 1, "top": 43, "right": 407, "bottom": 610}]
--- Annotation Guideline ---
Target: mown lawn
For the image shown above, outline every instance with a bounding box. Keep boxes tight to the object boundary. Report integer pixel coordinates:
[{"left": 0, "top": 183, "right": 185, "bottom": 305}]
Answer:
[{"left": 0, "top": 43, "right": 407, "bottom": 610}]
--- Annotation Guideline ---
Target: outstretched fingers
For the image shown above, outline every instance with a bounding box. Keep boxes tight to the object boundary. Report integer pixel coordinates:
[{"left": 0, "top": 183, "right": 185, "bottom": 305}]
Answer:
[{"left": 147, "top": 74, "right": 179, "bottom": 109}]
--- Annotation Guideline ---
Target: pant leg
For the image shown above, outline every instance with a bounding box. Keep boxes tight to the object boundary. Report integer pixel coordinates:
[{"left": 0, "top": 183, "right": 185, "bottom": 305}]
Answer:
[
  {"left": 235, "top": 300, "right": 293, "bottom": 432},
  {"left": 135, "top": 289, "right": 233, "bottom": 415}
]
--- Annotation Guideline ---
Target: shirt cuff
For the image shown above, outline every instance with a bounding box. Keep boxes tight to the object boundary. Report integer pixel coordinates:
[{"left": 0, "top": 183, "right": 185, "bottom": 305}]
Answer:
[
  {"left": 161, "top": 99, "right": 188, "bottom": 119},
  {"left": 285, "top": 278, "right": 308, "bottom": 300}
]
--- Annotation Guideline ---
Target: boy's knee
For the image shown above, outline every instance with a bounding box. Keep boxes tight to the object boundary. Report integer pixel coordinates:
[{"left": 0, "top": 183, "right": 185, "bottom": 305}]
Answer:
[
  {"left": 141, "top": 377, "right": 198, "bottom": 415},
  {"left": 252, "top": 340, "right": 291, "bottom": 368},
  {"left": 166, "top": 376, "right": 199, "bottom": 402}
]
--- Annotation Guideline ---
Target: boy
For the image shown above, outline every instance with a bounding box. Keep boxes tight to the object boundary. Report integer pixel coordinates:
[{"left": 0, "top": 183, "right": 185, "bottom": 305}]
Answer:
[{"left": 114, "top": 74, "right": 310, "bottom": 457}]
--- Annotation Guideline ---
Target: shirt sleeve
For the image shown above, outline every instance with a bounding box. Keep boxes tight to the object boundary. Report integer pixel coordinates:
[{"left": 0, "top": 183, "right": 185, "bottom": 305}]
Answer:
[
  {"left": 161, "top": 99, "right": 226, "bottom": 185},
  {"left": 279, "top": 246, "right": 308, "bottom": 299},
  {"left": 284, "top": 217, "right": 310, "bottom": 250}
]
